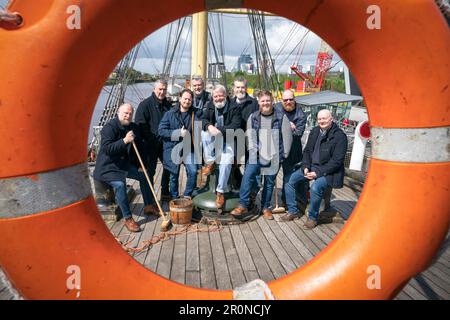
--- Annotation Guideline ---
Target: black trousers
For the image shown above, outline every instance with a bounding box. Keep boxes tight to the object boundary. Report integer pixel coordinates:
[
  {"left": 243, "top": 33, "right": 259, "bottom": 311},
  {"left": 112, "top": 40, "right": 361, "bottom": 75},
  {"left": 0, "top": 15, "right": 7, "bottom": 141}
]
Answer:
[{"left": 146, "top": 142, "right": 170, "bottom": 194}]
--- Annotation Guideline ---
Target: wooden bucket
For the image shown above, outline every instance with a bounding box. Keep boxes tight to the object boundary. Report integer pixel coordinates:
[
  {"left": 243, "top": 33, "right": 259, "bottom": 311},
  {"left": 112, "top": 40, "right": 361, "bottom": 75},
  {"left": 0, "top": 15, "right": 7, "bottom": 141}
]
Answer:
[{"left": 169, "top": 198, "right": 193, "bottom": 225}]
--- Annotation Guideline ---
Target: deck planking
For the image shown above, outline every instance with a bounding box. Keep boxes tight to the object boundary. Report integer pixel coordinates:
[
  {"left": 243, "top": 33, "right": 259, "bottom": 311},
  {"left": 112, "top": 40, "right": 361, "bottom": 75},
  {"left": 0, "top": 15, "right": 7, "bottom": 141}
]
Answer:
[{"left": 1, "top": 162, "right": 449, "bottom": 300}]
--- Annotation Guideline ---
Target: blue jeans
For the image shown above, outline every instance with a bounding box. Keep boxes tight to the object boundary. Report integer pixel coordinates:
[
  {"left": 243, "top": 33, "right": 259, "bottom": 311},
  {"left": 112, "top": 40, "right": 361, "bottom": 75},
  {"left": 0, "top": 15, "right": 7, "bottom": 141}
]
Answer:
[
  {"left": 281, "top": 162, "right": 295, "bottom": 204},
  {"left": 169, "top": 153, "right": 198, "bottom": 198},
  {"left": 106, "top": 165, "right": 153, "bottom": 219},
  {"left": 239, "top": 163, "right": 276, "bottom": 210},
  {"left": 201, "top": 131, "right": 234, "bottom": 193},
  {"left": 285, "top": 169, "right": 329, "bottom": 221}
]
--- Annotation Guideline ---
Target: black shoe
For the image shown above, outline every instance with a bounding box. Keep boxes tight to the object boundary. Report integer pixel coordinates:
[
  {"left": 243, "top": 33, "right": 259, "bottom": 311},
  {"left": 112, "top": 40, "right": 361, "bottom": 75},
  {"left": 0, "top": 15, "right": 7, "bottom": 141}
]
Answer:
[
  {"left": 160, "top": 193, "right": 172, "bottom": 202},
  {"left": 280, "top": 213, "right": 299, "bottom": 222}
]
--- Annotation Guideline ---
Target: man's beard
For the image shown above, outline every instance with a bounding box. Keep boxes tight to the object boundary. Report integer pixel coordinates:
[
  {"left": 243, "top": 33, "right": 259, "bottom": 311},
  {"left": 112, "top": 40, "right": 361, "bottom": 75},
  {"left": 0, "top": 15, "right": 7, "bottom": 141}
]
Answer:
[
  {"left": 214, "top": 101, "right": 226, "bottom": 109},
  {"left": 120, "top": 119, "right": 131, "bottom": 126},
  {"left": 235, "top": 92, "right": 245, "bottom": 100}
]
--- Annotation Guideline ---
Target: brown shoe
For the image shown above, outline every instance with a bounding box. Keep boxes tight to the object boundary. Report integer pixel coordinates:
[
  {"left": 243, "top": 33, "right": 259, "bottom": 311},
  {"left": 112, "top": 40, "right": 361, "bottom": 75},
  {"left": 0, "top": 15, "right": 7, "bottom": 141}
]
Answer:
[
  {"left": 201, "top": 163, "right": 215, "bottom": 176},
  {"left": 303, "top": 218, "right": 318, "bottom": 230},
  {"left": 124, "top": 217, "right": 141, "bottom": 232},
  {"left": 144, "top": 204, "right": 159, "bottom": 216},
  {"left": 262, "top": 209, "right": 273, "bottom": 220},
  {"left": 280, "top": 213, "right": 298, "bottom": 222},
  {"left": 216, "top": 192, "right": 225, "bottom": 209},
  {"left": 230, "top": 206, "right": 248, "bottom": 216}
]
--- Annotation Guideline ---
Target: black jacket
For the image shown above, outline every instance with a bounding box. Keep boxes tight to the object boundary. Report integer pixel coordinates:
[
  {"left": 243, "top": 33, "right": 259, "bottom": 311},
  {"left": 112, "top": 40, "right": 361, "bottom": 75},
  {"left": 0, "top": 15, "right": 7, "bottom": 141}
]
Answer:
[
  {"left": 193, "top": 90, "right": 211, "bottom": 119},
  {"left": 275, "top": 102, "right": 307, "bottom": 165},
  {"left": 202, "top": 99, "right": 241, "bottom": 137},
  {"left": 302, "top": 122, "right": 348, "bottom": 188},
  {"left": 231, "top": 93, "right": 259, "bottom": 130},
  {"left": 93, "top": 117, "right": 146, "bottom": 182},
  {"left": 134, "top": 92, "right": 172, "bottom": 145}
]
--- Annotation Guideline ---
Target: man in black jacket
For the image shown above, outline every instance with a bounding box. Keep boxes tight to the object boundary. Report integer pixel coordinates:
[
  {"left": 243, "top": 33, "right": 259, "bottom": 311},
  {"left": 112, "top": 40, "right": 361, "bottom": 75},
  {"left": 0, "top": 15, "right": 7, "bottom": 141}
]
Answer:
[
  {"left": 191, "top": 75, "right": 211, "bottom": 119},
  {"left": 135, "top": 79, "right": 172, "bottom": 206},
  {"left": 281, "top": 109, "right": 348, "bottom": 229},
  {"left": 200, "top": 85, "right": 241, "bottom": 209},
  {"left": 274, "top": 89, "right": 307, "bottom": 205},
  {"left": 93, "top": 104, "right": 154, "bottom": 233},
  {"left": 230, "top": 77, "right": 259, "bottom": 130},
  {"left": 230, "top": 77, "right": 260, "bottom": 201}
]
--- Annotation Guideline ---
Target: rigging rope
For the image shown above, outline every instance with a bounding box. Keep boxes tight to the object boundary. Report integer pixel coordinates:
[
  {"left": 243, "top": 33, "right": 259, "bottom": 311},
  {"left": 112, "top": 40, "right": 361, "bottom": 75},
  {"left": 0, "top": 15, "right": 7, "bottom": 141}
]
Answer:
[{"left": 247, "top": 9, "right": 280, "bottom": 96}]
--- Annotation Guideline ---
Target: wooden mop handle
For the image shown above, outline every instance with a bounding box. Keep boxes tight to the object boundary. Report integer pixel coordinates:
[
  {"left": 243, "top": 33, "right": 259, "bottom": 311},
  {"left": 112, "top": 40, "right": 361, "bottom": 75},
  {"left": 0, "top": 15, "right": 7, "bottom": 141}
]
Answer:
[{"left": 131, "top": 141, "right": 167, "bottom": 221}]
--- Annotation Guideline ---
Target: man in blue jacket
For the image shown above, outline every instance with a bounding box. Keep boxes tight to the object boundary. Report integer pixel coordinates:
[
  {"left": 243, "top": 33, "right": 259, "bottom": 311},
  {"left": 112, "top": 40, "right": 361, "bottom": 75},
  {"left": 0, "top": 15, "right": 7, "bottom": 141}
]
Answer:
[
  {"left": 158, "top": 89, "right": 200, "bottom": 199},
  {"left": 93, "top": 104, "right": 154, "bottom": 233},
  {"left": 281, "top": 109, "right": 348, "bottom": 229}
]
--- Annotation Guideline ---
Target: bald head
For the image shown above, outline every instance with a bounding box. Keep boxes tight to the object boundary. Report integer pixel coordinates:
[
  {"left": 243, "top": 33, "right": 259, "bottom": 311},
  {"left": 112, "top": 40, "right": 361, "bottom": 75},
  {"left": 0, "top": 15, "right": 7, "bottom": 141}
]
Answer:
[
  {"left": 118, "top": 103, "right": 133, "bottom": 126},
  {"left": 317, "top": 109, "right": 333, "bottom": 131}
]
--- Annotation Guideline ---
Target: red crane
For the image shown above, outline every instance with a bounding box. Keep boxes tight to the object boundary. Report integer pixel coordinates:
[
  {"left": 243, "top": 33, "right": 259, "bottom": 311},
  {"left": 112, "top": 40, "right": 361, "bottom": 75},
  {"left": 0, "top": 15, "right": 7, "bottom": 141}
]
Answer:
[{"left": 290, "top": 40, "right": 333, "bottom": 92}]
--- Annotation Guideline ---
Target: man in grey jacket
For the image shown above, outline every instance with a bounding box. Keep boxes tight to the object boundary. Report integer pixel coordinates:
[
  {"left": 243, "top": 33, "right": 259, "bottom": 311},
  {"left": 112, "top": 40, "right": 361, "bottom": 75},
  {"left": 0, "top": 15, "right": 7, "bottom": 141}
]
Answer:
[{"left": 231, "top": 90, "right": 292, "bottom": 220}]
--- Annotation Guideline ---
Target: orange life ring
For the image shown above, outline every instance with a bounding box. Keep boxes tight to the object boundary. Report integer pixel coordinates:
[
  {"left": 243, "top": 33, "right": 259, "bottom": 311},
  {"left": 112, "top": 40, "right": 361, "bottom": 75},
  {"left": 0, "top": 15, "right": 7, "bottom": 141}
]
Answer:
[{"left": 0, "top": 0, "right": 449, "bottom": 299}]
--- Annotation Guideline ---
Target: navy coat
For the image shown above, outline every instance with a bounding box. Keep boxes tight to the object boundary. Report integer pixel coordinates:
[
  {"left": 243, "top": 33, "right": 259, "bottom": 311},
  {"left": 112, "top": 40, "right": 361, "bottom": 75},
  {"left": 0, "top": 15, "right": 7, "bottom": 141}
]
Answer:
[
  {"left": 93, "top": 117, "right": 146, "bottom": 182},
  {"left": 158, "top": 105, "right": 201, "bottom": 174},
  {"left": 301, "top": 122, "right": 348, "bottom": 188}
]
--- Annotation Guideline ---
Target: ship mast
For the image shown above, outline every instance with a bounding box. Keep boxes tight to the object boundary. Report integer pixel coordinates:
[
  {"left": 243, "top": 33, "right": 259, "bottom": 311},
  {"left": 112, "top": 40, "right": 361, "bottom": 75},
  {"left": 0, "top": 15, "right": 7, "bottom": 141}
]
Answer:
[
  {"left": 191, "top": 12, "right": 208, "bottom": 81},
  {"left": 190, "top": 9, "right": 274, "bottom": 81}
]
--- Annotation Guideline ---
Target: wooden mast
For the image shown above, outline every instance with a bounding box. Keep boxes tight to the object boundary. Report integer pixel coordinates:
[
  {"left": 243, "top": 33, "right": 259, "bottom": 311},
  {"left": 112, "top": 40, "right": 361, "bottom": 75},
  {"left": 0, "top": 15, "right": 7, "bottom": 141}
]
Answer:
[{"left": 191, "top": 12, "right": 208, "bottom": 81}]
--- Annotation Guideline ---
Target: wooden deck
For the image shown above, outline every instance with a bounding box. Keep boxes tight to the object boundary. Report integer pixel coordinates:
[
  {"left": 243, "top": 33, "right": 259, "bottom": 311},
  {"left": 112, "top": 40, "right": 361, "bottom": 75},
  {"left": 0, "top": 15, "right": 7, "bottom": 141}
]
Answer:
[{"left": 0, "top": 163, "right": 449, "bottom": 300}]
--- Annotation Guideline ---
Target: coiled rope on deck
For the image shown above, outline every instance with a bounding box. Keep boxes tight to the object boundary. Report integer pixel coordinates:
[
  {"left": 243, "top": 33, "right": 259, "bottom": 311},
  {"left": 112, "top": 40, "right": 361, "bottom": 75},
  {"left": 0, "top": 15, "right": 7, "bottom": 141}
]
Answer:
[{"left": 118, "top": 217, "right": 223, "bottom": 253}]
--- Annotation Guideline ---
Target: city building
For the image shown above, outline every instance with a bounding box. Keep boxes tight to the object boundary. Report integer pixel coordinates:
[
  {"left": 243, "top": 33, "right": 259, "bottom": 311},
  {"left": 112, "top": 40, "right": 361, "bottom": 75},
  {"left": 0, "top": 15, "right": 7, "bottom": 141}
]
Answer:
[
  {"left": 237, "top": 53, "right": 255, "bottom": 74},
  {"left": 208, "top": 62, "right": 226, "bottom": 79}
]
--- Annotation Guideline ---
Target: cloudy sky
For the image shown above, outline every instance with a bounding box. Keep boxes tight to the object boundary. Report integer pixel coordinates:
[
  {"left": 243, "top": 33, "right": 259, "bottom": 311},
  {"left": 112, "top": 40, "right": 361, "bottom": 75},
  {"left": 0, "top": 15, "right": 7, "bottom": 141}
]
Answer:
[
  {"left": 1, "top": 1, "right": 344, "bottom": 75},
  {"left": 135, "top": 13, "right": 344, "bottom": 75}
]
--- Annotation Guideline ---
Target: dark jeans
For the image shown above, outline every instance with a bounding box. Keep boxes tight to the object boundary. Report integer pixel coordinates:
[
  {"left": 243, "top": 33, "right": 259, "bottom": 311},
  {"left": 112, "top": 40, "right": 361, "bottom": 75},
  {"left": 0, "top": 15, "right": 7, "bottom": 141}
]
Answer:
[
  {"left": 281, "top": 162, "right": 308, "bottom": 205},
  {"left": 285, "top": 169, "right": 329, "bottom": 221},
  {"left": 147, "top": 143, "right": 170, "bottom": 195},
  {"left": 105, "top": 165, "right": 152, "bottom": 219},
  {"left": 239, "top": 163, "right": 276, "bottom": 210},
  {"left": 169, "top": 153, "right": 198, "bottom": 198}
]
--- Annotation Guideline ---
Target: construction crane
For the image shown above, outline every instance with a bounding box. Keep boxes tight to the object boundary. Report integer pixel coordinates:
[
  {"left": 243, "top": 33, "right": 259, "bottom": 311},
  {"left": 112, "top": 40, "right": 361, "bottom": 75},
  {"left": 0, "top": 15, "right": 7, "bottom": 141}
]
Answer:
[{"left": 290, "top": 40, "right": 333, "bottom": 92}]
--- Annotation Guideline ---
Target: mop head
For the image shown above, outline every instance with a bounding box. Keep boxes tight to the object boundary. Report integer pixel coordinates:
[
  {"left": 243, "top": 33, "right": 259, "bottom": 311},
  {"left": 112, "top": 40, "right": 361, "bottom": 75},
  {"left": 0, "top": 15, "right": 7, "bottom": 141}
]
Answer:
[{"left": 160, "top": 219, "right": 172, "bottom": 232}]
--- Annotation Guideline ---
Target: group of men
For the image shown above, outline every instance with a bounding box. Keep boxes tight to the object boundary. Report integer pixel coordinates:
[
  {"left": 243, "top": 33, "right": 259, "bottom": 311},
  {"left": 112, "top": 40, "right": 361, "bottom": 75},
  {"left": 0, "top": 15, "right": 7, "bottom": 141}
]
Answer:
[{"left": 93, "top": 76, "right": 347, "bottom": 233}]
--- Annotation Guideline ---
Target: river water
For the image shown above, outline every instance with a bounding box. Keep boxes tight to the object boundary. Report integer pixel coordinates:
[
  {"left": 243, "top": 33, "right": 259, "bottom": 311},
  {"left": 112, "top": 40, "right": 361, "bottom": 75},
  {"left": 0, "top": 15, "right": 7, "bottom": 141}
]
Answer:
[{"left": 88, "top": 81, "right": 183, "bottom": 143}]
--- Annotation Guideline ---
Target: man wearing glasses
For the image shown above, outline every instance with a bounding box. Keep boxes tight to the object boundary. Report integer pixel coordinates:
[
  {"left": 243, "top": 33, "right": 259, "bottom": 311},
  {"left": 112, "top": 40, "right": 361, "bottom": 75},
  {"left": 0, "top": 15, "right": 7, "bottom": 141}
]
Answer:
[{"left": 275, "top": 90, "right": 307, "bottom": 208}]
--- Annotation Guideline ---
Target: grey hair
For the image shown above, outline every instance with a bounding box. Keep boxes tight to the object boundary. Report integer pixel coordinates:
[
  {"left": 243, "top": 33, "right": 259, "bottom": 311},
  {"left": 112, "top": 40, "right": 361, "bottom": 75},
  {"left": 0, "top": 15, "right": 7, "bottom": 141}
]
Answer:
[
  {"left": 155, "top": 78, "right": 168, "bottom": 87},
  {"left": 212, "top": 84, "right": 227, "bottom": 95},
  {"left": 191, "top": 75, "right": 204, "bottom": 83}
]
